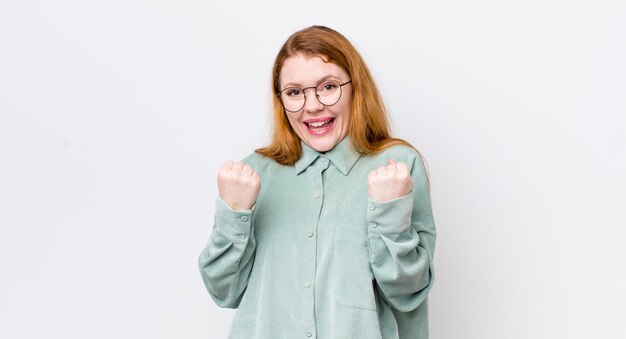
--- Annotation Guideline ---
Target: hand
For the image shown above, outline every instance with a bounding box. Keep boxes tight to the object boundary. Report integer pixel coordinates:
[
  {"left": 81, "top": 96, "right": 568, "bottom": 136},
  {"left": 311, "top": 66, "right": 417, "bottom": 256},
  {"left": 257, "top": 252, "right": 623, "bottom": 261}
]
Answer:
[
  {"left": 367, "top": 159, "right": 413, "bottom": 203},
  {"left": 217, "top": 161, "right": 261, "bottom": 211}
]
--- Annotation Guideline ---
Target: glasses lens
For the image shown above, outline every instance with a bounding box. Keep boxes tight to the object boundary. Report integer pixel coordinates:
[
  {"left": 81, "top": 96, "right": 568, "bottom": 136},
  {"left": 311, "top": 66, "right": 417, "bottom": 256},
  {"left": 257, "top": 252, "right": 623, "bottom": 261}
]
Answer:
[
  {"left": 280, "top": 88, "right": 305, "bottom": 112},
  {"left": 316, "top": 80, "right": 341, "bottom": 106}
]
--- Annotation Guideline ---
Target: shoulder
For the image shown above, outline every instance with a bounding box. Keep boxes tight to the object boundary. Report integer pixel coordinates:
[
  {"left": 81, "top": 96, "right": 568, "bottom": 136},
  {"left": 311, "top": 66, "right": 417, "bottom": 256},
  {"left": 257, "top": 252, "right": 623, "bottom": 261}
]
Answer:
[{"left": 376, "top": 143, "right": 419, "bottom": 159}]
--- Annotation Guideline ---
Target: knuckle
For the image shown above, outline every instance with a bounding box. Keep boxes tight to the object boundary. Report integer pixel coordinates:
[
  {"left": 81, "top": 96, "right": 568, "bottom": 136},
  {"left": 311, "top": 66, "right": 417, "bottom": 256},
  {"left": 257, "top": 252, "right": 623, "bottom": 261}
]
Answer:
[{"left": 218, "top": 169, "right": 231, "bottom": 180}]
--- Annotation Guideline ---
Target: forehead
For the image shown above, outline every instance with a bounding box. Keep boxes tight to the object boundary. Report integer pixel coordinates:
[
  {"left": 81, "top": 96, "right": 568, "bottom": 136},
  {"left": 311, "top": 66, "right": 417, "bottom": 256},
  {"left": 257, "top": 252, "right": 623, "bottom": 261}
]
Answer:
[{"left": 280, "top": 54, "right": 347, "bottom": 87}]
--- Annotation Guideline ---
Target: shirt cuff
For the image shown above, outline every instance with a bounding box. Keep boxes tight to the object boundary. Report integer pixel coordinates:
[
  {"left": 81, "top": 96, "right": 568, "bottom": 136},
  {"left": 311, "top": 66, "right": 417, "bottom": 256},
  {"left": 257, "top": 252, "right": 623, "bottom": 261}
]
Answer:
[
  {"left": 366, "top": 191, "right": 413, "bottom": 234},
  {"left": 215, "top": 196, "right": 255, "bottom": 243}
]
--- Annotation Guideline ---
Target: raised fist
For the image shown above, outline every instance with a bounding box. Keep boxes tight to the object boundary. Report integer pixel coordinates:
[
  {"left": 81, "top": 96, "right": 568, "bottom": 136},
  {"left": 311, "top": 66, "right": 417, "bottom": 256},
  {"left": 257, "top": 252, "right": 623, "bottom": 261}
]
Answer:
[
  {"left": 367, "top": 159, "right": 413, "bottom": 203},
  {"left": 217, "top": 161, "right": 261, "bottom": 211}
]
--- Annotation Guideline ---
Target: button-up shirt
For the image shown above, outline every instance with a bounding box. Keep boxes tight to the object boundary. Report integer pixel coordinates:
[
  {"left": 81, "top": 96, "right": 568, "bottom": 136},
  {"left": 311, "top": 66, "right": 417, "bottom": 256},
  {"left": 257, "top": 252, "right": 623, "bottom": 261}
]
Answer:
[{"left": 198, "top": 135, "right": 436, "bottom": 339}]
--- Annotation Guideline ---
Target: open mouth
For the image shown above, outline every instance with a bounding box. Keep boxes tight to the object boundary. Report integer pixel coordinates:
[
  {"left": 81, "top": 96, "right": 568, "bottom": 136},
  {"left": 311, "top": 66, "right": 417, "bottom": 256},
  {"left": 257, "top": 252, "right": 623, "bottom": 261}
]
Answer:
[{"left": 304, "top": 117, "right": 335, "bottom": 133}]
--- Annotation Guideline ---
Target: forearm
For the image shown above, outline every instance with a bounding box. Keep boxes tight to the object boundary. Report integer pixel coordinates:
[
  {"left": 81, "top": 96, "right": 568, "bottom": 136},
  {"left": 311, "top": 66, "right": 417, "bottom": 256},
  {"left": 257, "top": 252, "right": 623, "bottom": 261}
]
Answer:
[
  {"left": 366, "top": 192, "right": 436, "bottom": 312},
  {"left": 198, "top": 196, "right": 257, "bottom": 308}
]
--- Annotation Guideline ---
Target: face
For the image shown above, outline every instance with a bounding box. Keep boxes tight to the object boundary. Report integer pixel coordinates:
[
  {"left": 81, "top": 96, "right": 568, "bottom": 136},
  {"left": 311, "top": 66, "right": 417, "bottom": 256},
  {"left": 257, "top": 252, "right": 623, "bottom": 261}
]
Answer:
[{"left": 279, "top": 54, "right": 352, "bottom": 153}]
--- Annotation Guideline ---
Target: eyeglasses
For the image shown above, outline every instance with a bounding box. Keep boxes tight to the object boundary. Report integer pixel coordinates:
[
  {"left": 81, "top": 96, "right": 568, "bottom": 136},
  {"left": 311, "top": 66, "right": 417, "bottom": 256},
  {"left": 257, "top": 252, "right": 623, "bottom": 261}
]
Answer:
[{"left": 277, "top": 79, "right": 352, "bottom": 113}]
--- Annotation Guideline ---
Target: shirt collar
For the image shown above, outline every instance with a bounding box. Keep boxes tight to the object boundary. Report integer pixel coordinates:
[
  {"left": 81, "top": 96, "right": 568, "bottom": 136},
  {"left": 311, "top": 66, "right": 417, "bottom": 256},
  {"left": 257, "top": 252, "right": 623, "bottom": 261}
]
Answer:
[{"left": 294, "top": 135, "right": 362, "bottom": 176}]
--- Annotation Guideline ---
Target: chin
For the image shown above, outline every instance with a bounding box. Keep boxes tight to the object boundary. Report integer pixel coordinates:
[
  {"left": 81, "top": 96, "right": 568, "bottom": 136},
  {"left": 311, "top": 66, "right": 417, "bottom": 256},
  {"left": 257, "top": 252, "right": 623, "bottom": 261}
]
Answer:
[
  {"left": 306, "top": 136, "right": 342, "bottom": 152},
  {"left": 311, "top": 143, "right": 333, "bottom": 152},
  {"left": 293, "top": 123, "right": 348, "bottom": 152}
]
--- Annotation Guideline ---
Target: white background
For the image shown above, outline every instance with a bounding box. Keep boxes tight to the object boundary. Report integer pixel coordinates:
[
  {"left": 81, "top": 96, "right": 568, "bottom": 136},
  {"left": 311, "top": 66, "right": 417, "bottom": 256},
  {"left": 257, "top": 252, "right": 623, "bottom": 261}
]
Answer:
[{"left": 1, "top": 1, "right": 624, "bottom": 338}]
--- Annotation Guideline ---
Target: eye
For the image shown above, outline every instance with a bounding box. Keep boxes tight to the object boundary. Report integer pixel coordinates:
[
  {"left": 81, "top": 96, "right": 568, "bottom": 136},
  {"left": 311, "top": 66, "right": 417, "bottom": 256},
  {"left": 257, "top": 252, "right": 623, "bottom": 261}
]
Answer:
[
  {"left": 318, "top": 81, "right": 338, "bottom": 93},
  {"left": 285, "top": 88, "right": 302, "bottom": 97}
]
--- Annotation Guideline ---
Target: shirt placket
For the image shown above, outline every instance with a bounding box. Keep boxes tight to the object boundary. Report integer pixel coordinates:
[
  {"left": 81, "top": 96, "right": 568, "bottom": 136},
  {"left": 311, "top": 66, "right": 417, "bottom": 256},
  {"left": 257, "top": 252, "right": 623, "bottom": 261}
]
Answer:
[{"left": 302, "top": 155, "right": 330, "bottom": 339}]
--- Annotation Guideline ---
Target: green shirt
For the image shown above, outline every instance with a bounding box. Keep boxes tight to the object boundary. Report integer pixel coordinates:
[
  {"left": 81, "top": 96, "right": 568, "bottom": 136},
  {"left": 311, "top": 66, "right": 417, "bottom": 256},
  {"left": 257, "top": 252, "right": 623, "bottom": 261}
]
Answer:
[{"left": 198, "top": 135, "right": 436, "bottom": 339}]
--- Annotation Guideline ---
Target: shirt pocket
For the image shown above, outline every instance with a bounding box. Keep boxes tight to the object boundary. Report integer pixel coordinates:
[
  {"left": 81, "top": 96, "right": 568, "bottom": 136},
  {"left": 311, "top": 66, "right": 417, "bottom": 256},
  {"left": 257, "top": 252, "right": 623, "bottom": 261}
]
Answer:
[{"left": 333, "top": 237, "right": 378, "bottom": 311}]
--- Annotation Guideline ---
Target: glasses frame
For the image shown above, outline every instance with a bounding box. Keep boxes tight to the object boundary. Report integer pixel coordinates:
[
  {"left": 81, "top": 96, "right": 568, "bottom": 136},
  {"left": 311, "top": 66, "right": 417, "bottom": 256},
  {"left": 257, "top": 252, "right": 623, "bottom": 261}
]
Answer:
[{"left": 277, "top": 80, "right": 352, "bottom": 113}]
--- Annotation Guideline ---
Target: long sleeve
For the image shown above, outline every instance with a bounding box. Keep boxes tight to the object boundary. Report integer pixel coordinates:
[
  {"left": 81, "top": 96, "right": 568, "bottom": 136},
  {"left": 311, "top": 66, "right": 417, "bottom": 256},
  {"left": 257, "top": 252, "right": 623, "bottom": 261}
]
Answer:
[
  {"left": 198, "top": 196, "right": 257, "bottom": 308},
  {"left": 366, "top": 150, "right": 436, "bottom": 312}
]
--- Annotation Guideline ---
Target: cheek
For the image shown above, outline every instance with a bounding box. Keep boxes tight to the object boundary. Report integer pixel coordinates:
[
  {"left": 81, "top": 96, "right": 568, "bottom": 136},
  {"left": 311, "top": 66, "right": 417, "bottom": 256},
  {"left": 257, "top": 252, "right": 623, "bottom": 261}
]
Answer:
[
  {"left": 285, "top": 115, "right": 301, "bottom": 130},
  {"left": 337, "top": 95, "right": 352, "bottom": 119},
  {"left": 338, "top": 103, "right": 352, "bottom": 122}
]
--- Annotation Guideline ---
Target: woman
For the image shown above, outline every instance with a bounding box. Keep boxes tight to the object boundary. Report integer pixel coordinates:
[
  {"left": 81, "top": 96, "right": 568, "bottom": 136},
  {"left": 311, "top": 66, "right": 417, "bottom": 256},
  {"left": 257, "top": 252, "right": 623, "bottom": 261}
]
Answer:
[{"left": 198, "top": 25, "right": 436, "bottom": 339}]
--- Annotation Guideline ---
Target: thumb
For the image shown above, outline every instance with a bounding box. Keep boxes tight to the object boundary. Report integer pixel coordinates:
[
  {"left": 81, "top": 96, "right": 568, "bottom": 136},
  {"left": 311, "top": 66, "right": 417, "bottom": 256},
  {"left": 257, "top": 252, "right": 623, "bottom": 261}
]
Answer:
[{"left": 387, "top": 159, "right": 396, "bottom": 165}]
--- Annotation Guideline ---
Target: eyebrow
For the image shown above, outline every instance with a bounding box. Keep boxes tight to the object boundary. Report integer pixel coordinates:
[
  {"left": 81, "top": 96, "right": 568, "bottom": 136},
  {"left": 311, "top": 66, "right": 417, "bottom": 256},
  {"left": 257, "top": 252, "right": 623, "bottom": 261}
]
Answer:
[{"left": 282, "top": 74, "right": 341, "bottom": 88}]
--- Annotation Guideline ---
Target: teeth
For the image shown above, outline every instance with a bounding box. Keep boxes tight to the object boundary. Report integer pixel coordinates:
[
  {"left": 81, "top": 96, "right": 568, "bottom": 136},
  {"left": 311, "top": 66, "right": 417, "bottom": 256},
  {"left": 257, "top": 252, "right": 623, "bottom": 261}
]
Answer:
[{"left": 307, "top": 119, "right": 333, "bottom": 128}]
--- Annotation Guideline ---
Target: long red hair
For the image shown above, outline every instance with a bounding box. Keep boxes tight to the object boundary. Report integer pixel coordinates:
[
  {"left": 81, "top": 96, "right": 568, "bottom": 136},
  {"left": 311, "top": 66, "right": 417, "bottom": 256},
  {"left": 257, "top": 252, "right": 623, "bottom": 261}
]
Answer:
[{"left": 255, "top": 25, "right": 430, "bottom": 188}]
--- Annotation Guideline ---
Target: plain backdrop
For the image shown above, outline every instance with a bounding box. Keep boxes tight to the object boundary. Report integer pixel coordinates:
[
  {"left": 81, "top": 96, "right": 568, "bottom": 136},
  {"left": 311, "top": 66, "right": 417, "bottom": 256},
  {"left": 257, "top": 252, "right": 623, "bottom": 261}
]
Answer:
[{"left": 1, "top": 1, "right": 624, "bottom": 338}]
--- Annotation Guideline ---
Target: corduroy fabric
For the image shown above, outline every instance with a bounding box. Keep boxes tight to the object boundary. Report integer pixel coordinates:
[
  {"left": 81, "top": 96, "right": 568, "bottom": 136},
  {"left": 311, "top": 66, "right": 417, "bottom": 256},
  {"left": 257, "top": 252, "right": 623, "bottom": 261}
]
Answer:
[{"left": 198, "top": 135, "right": 436, "bottom": 339}]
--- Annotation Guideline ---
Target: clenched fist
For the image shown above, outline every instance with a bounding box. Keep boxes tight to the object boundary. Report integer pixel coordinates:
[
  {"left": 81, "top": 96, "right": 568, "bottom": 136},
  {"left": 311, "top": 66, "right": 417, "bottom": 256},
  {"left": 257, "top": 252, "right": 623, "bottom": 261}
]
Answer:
[
  {"left": 367, "top": 159, "right": 413, "bottom": 203},
  {"left": 217, "top": 161, "right": 261, "bottom": 211}
]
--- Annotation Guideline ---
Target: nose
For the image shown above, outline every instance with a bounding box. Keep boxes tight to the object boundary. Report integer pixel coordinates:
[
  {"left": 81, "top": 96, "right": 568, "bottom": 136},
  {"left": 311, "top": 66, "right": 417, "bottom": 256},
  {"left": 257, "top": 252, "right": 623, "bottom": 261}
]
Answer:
[{"left": 302, "top": 88, "right": 324, "bottom": 113}]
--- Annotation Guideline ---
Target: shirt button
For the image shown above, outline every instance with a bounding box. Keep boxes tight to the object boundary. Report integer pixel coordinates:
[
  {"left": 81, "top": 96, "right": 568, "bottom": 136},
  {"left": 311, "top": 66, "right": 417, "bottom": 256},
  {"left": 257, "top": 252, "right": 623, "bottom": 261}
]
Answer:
[
  {"left": 304, "top": 281, "right": 311, "bottom": 288},
  {"left": 320, "top": 157, "right": 328, "bottom": 163},
  {"left": 238, "top": 234, "right": 245, "bottom": 239},
  {"left": 313, "top": 191, "right": 321, "bottom": 199},
  {"left": 305, "top": 329, "right": 313, "bottom": 337},
  {"left": 368, "top": 204, "right": 375, "bottom": 211},
  {"left": 307, "top": 231, "right": 314, "bottom": 238},
  {"left": 240, "top": 215, "right": 248, "bottom": 222},
  {"left": 370, "top": 222, "right": 378, "bottom": 228}
]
